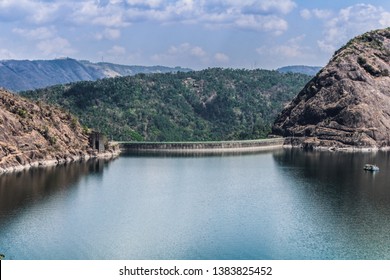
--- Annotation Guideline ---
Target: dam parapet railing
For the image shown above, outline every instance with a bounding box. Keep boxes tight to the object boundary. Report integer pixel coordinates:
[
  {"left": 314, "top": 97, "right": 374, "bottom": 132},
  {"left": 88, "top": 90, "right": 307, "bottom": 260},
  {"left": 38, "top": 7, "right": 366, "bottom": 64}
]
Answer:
[{"left": 117, "top": 138, "right": 284, "bottom": 155}]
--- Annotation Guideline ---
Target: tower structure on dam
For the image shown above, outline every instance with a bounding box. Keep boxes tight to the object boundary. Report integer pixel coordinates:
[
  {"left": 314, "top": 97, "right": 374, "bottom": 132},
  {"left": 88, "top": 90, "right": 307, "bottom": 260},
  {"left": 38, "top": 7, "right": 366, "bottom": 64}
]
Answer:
[{"left": 89, "top": 131, "right": 106, "bottom": 153}]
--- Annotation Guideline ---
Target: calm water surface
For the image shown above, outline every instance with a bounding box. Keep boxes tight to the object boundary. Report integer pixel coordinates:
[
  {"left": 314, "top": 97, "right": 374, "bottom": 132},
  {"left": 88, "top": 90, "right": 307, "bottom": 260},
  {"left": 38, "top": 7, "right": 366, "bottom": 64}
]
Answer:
[{"left": 1, "top": 149, "right": 390, "bottom": 260}]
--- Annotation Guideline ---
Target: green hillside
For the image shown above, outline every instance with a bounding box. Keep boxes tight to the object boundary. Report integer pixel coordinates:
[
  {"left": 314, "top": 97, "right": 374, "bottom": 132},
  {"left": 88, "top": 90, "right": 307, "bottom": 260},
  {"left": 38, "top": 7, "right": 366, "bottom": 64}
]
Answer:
[{"left": 22, "top": 68, "right": 311, "bottom": 141}]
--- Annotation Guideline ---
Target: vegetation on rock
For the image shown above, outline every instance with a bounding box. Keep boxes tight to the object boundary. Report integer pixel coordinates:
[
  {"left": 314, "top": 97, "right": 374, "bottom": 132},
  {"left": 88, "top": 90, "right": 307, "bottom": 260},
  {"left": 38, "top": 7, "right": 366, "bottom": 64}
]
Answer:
[{"left": 0, "top": 89, "right": 95, "bottom": 172}]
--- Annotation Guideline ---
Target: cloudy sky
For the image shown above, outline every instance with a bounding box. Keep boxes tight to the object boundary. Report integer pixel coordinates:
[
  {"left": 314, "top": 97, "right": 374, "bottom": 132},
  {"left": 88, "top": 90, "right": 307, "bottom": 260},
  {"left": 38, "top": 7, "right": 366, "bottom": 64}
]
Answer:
[{"left": 1, "top": 0, "right": 390, "bottom": 69}]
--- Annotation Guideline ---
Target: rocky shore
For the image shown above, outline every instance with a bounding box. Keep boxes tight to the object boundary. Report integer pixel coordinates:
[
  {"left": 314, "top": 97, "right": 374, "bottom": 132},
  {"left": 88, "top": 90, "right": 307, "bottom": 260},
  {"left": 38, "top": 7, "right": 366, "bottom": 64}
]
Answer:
[
  {"left": 0, "top": 147, "right": 120, "bottom": 174},
  {"left": 282, "top": 137, "right": 389, "bottom": 152},
  {"left": 0, "top": 88, "right": 120, "bottom": 174}
]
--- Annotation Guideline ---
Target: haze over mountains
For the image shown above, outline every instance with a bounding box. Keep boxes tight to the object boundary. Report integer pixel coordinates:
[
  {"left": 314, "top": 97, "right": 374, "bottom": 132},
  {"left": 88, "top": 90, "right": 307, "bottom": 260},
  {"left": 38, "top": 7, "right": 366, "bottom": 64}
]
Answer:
[
  {"left": 0, "top": 58, "right": 191, "bottom": 92},
  {"left": 277, "top": 66, "right": 322, "bottom": 76},
  {"left": 0, "top": 57, "right": 320, "bottom": 93}
]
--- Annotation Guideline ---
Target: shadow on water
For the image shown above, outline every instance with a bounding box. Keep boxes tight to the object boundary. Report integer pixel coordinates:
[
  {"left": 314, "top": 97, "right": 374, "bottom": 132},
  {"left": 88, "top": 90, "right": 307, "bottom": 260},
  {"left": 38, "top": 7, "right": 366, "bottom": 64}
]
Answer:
[
  {"left": 272, "top": 149, "right": 390, "bottom": 259},
  {"left": 0, "top": 158, "right": 113, "bottom": 226},
  {"left": 273, "top": 149, "right": 390, "bottom": 195}
]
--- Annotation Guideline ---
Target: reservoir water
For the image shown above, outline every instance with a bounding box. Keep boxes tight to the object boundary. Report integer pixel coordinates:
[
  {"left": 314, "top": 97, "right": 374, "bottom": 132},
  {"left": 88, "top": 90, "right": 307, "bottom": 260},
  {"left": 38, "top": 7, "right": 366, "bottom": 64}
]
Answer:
[{"left": 1, "top": 149, "right": 390, "bottom": 260}]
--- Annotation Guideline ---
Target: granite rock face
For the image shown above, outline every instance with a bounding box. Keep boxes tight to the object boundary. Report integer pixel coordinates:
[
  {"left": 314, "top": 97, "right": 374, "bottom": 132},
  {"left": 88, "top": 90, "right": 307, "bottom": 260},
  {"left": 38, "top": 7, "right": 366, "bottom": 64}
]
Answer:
[
  {"left": 272, "top": 28, "right": 390, "bottom": 149},
  {"left": 0, "top": 89, "right": 99, "bottom": 173}
]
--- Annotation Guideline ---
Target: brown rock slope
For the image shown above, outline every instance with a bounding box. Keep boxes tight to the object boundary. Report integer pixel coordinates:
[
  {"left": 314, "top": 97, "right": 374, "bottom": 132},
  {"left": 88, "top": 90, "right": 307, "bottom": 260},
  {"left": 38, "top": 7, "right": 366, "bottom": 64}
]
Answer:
[
  {"left": 272, "top": 28, "right": 390, "bottom": 150},
  {"left": 0, "top": 89, "right": 99, "bottom": 173}
]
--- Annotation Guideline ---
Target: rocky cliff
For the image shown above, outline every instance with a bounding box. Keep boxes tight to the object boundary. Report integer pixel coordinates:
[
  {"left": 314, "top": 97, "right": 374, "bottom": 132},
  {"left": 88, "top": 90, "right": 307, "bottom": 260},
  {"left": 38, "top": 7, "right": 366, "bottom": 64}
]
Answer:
[
  {"left": 0, "top": 89, "right": 113, "bottom": 173},
  {"left": 272, "top": 28, "right": 390, "bottom": 150}
]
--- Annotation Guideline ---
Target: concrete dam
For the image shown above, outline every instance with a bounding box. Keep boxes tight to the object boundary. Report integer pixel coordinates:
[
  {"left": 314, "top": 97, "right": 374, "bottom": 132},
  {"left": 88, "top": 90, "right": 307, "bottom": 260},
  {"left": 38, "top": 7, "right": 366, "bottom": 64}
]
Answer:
[{"left": 118, "top": 138, "right": 284, "bottom": 154}]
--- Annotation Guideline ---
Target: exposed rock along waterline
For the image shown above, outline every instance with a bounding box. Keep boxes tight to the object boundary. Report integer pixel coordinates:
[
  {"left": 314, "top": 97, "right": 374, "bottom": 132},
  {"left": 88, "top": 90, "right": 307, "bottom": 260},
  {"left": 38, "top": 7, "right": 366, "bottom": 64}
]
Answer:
[
  {"left": 272, "top": 27, "right": 390, "bottom": 150},
  {"left": 0, "top": 89, "right": 119, "bottom": 174}
]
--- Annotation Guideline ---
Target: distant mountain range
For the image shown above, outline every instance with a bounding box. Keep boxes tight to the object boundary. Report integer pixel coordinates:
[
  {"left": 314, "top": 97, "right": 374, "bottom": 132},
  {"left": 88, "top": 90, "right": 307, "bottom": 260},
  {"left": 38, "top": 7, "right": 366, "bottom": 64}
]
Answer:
[
  {"left": 277, "top": 65, "right": 322, "bottom": 76},
  {"left": 0, "top": 57, "right": 320, "bottom": 92},
  {"left": 0, "top": 58, "right": 191, "bottom": 92}
]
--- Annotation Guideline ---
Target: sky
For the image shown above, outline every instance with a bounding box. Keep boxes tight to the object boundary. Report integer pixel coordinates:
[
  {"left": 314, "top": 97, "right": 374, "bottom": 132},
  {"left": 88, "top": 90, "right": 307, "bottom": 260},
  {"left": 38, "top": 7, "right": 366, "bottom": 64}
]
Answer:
[{"left": 1, "top": 0, "right": 390, "bottom": 70}]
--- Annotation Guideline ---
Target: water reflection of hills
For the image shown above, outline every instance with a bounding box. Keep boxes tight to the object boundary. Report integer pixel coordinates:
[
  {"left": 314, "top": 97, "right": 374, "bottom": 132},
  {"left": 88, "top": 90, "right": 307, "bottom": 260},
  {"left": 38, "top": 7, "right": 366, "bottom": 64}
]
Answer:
[
  {"left": 273, "top": 149, "right": 390, "bottom": 192},
  {"left": 272, "top": 149, "right": 390, "bottom": 259},
  {"left": 272, "top": 149, "right": 390, "bottom": 227},
  {"left": 0, "top": 159, "right": 112, "bottom": 225}
]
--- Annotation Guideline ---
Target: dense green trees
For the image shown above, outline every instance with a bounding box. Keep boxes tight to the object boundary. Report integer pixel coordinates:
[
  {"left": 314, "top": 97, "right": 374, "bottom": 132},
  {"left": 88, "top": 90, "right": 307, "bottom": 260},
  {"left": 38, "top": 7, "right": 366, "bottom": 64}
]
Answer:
[{"left": 22, "top": 68, "right": 311, "bottom": 141}]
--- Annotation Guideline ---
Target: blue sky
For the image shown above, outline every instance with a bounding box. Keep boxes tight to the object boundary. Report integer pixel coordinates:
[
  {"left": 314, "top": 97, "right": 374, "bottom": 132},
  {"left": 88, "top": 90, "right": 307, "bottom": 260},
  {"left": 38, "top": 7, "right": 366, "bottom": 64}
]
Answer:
[{"left": 1, "top": 0, "right": 390, "bottom": 70}]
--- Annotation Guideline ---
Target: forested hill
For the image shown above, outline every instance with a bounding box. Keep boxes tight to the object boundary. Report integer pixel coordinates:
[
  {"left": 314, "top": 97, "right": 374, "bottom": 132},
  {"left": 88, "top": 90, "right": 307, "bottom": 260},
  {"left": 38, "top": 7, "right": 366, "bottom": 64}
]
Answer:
[{"left": 22, "top": 68, "right": 311, "bottom": 141}]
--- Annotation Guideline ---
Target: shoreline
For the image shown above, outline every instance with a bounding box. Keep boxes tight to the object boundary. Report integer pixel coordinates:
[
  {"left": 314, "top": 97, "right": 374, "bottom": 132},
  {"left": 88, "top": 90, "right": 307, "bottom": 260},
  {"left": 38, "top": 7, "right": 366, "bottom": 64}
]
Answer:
[
  {"left": 2, "top": 137, "right": 388, "bottom": 174},
  {"left": 282, "top": 136, "right": 390, "bottom": 152},
  {"left": 1, "top": 139, "right": 284, "bottom": 175},
  {"left": 0, "top": 149, "right": 120, "bottom": 175},
  {"left": 283, "top": 144, "right": 390, "bottom": 153}
]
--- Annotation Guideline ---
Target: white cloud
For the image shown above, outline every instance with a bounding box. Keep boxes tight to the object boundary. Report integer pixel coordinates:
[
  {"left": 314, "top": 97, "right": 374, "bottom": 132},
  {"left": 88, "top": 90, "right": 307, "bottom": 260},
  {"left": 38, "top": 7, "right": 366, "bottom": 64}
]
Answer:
[
  {"left": 205, "top": 0, "right": 296, "bottom": 15},
  {"left": 199, "top": 1, "right": 294, "bottom": 34},
  {"left": 152, "top": 42, "right": 209, "bottom": 67},
  {"left": 95, "top": 28, "right": 121, "bottom": 40},
  {"left": 13, "top": 27, "right": 56, "bottom": 40},
  {"left": 108, "top": 45, "right": 127, "bottom": 56},
  {"left": 214, "top": 52, "right": 229, "bottom": 63},
  {"left": 165, "top": 43, "right": 207, "bottom": 58},
  {"left": 127, "top": 51, "right": 143, "bottom": 63},
  {"left": 29, "top": 1, "right": 61, "bottom": 24},
  {"left": 234, "top": 14, "right": 288, "bottom": 34},
  {"left": 1, "top": 0, "right": 296, "bottom": 34},
  {"left": 125, "top": 0, "right": 163, "bottom": 9},
  {"left": 300, "top": 8, "right": 332, "bottom": 20},
  {"left": 255, "top": 0, "right": 296, "bottom": 15},
  {"left": 12, "top": 25, "right": 77, "bottom": 58},
  {"left": 300, "top": 9, "right": 311, "bottom": 20},
  {"left": 0, "top": 48, "right": 16, "bottom": 59},
  {"left": 312, "top": 9, "right": 333, "bottom": 20},
  {"left": 0, "top": 0, "right": 299, "bottom": 39},
  {"left": 37, "top": 37, "right": 76, "bottom": 57},
  {"left": 316, "top": 4, "right": 390, "bottom": 54},
  {"left": 174, "top": 0, "right": 197, "bottom": 14},
  {"left": 0, "top": 1, "right": 28, "bottom": 21},
  {"left": 68, "top": 0, "right": 294, "bottom": 34},
  {"left": 380, "top": 12, "right": 390, "bottom": 26},
  {"left": 190, "top": 46, "right": 207, "bottom": 58},
  {"left": 0, "top": 0, "right": 62, "bottom": 24},
  {"left": 317, "top": 40, "right": 336, "bottom": 54},
  {"left": 70, "top": 1, "right": 130, "bottom": 28},
  {"left": 257, "top": 35, "right": 309, "bottom": 58}
]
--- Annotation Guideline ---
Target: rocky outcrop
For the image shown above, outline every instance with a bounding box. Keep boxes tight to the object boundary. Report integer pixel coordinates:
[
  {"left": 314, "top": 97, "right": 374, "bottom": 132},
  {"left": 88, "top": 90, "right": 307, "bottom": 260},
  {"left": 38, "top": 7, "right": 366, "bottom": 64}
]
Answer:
[
  {"left": 272, "top": 28, "right": 390, "bottom": 150},
  {"left": 0, "top": 89, "right": 118, "bottom": 173}
]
